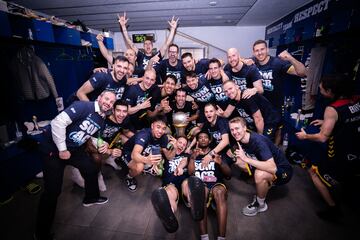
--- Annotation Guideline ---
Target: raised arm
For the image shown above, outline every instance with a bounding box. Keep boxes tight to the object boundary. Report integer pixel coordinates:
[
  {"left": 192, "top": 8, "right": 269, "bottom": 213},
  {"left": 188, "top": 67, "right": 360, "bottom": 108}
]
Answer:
[
  {"left": 76, "top": 81, "right": 94, "bottom": 101},
  {"left": 96, "top": 33, "right": 113, "bottom": 65},
  {"left": 118, "top": 12, "right": 138, "bottom": 54},
  {"left": 158, "top": 16, "right": 179, "bottom": 57},
  {"left": 278, "top": 50, "right": 307, "bottom": 77}
]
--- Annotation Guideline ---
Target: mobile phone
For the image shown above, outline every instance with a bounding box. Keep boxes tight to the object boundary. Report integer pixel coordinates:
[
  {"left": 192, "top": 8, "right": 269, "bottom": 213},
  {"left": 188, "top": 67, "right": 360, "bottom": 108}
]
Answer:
[{"left": 151, "top": 145, "right": 161, "bottom": 155}]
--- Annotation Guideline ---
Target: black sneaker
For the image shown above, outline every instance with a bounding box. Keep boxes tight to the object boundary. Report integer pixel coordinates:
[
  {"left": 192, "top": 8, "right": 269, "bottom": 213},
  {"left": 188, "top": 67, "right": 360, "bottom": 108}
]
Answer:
[
  {"left": 188, "top": 176, "right": 205, "bottom": 221},
  {"left": 125, "top": 176, "right": 137, "bottom": 192},
  {"left": 151, "top": 188, "right": 179, "bottom": 233},
  {"left": 317, "top": 206, "right": 341, "bottom": 222},
  {"left": 82, "top": 196, "right": 108, "bottom": 207}
]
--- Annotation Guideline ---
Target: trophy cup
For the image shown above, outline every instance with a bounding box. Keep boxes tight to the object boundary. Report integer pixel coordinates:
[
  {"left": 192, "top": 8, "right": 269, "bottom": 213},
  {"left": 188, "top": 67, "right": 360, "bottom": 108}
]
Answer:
[{"left": 172, "top": 112, "right": 189, "bottom": 137}]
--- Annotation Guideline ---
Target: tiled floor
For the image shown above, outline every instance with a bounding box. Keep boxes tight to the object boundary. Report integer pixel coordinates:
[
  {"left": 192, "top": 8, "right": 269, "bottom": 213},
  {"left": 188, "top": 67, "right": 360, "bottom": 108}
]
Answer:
[{"left": 1, "top": 164, "right": 359, "bottom": 240}]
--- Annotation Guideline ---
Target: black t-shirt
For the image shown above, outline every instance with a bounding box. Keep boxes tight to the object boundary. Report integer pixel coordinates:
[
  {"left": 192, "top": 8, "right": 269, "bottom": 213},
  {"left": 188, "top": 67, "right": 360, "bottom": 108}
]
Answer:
[
  {"left": 230, "top": 132, "right": 290, "bottom": 170},
  {"left": 202, "top": 117, "right": 229, "bottom": 146},
  {"left": 136, "top": 51, "right": 162, "bottom": 70},
  {"left": 123, "top": 128, "right": 168, "bottom": 155},
  {"left": 256, "top": 56, "right": 292, "bottom": 110},
  {"left": 87, "top": 69, "right": 127, "bottom": 100},
  {"left": 194, "top": 152, "right": 224, "bottom": 189},
  {"left": 181, "top": 58, "right": 210, "bottom": 84},
  {"left": 184, "top": 76, "right": 214, "bottom": 109},
  {"left": 154, "top": 59, "right": 184, "bottom": 85},
  {"left": 100, "top": 116, "right": 134, "bottom": 144},
  {"left": 208, "top": 77, "right": 231, "bottom": 110},
  {"left": 225, "top": 64, "right": 262, "bottom": 91},
  {"left": 163, "top": 152, "right": 190, "bottom": 186},
  {"left": 229, "top": 93, "right": 280, "bottom": 127},
  {"left": 167, "top": 101, "right": 196, "bottom": 126}
]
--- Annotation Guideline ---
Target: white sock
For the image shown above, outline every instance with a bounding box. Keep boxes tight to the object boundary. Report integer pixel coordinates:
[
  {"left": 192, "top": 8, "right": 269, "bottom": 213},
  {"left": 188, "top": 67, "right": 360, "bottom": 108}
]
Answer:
[
  {"left": 217, "top": 237, "right": 226, "bottom": 240},
  {"left": 256, "top": 196, "right": 266, "bottom": 205},
  {"left": 200, "top": 234, "right": 209, "bottom": 240}
]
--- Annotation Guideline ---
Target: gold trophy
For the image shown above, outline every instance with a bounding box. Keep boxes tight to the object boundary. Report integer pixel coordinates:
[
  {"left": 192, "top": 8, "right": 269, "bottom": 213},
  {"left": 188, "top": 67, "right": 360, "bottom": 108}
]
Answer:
[{"left": 172, "top": 112, "right": 189, "bottom": 137}]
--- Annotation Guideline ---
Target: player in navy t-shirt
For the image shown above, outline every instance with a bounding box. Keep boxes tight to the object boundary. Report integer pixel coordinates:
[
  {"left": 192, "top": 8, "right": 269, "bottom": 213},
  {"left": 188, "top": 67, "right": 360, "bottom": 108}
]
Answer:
[
  {"left": 187, "top": 131, "right": 231, "bottom": 239},
  {"left": 35, "top": 91, "right": 116, "bottom": 240},
  {"left": 120, "top": 116, "right": 176, "bottom": 192},
  {"left": 228, "top": 117, "right": 292, "bottom": 217},
  {"left": 181, "top": 52, "right": 210, "bottom": 84},
  {"left": 75, "top": 56, "right": 129, "bottom": 102},
  {"left": 225, "top": 48, "right": 263, "bottom": 99},
  {"left": 151, "top": 136, "right": 193, "bottom": 233},
  {"left": 118, "top": 12, "right": 178, "bottom": 70},
  {"left": 222, "top": 80, "right": 281, "bottom": 141}
]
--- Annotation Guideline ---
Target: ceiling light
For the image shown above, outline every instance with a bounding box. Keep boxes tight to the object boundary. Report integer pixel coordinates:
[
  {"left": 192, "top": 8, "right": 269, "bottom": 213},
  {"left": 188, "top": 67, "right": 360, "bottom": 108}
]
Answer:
[{"left": 209, "top": 1, "right": 217, "bottom": 6}]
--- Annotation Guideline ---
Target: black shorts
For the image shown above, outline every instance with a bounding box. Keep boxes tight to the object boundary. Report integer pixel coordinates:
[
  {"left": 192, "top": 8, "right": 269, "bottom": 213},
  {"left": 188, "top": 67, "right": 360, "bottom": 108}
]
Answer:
[{"left": 274, "top": 165, "right": 293, "bottom": 186}]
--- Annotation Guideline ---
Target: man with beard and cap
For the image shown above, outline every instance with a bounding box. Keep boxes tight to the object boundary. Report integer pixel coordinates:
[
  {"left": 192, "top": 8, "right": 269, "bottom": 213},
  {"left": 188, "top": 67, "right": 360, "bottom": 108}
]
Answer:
[
  {"left": 34, "top": 90, "right": 116, "bottom": 240},
  {"left": 118, "top": 12, "right": 178, "bottom": 71},
  {"left": 225, "top": 48, "right": 263, "bottom": 99},
  {"left": 74, "top": 56, "right": 129, "bottom": 102}
]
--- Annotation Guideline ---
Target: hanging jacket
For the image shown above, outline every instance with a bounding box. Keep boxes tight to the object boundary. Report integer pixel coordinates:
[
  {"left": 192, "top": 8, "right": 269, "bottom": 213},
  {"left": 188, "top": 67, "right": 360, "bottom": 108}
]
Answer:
[{"left": 11, "top": 46, "right": 59, "bottom": 100}]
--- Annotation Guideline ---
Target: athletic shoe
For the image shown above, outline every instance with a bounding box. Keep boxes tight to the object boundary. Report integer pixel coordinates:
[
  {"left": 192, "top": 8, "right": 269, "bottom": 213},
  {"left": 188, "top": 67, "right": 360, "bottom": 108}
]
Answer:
[
  {"left": 188, "top": 176, "right": 205, "bottom": 221},
  {"left": 82, "top": 196, "right": 108, "bottom": 207},
  {"left": 151, "top": 188, "right": 179, "bottom": 233},
  {"left": 125, "top": 176, "right": 137, "bottom": 192},
  {"left": 242, "top": 195, "right": 268, "bottom": 216}
]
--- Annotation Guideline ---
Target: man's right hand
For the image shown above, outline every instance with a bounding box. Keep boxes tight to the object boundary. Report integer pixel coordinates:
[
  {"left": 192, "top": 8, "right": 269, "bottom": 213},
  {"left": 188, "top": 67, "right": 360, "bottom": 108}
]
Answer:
[{"left": 59, "top": 150, "right": 71, "bottom": 160}]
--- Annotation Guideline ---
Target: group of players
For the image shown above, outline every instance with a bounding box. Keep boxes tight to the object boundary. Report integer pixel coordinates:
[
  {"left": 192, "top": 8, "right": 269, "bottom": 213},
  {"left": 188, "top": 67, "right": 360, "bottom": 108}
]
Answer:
[{"left": 34, "top": 13, "right": 360, "bottom": 240}]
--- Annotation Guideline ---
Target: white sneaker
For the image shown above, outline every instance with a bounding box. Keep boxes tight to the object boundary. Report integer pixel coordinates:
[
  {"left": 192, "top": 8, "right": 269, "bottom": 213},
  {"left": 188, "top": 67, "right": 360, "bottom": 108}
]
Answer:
[
  {"left": 70, "top": 167, "right": 84, "bottom": 188},
  {"left": 35, "top": 171, "right": 43, "bottom": 178},
  {"left": 105, "top": 156, "right": 122, "bottom": 170},
  {"left": 98, "top": 172, "right": 107, "bottom": 192}
]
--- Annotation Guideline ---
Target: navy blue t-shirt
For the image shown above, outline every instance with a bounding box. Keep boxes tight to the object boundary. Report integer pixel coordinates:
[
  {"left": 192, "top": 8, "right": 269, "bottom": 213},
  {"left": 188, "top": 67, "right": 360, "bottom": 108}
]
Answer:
[
  {"left": 184, "top": 76, "right": 214, "bottom": 108},
  {"left": 123, "top": 128, "right": 168, "bottom": 156},
  {"left": 225, "top": 64, "right": 262, "bottom": 91},
  {"left": 194, "top": 153, "right": 224, "bottom": 189},
  {"left": 230, "top": 93, "right": 280, "bottom": 127},
  {"left": 208, "top": 77, "right": 230, "bottom": 111},
  {"left": 230, "top": 132, "right": 290, "bottom": 170},
  {"left": 154, "top": 59, "right": 184, "bottom": 85},
  {"left": 256, "top": 56, "right": 292, "bottom": 109},
  {"left": 163, "top": 152, "right": 190, "bottom": 188},
  {"left": 63, "top": 101, "right": 104, "bottom": 149},
  {"left": 181, "top": 58, "right": 210, "bottom": 84},
  {"left": 124, "top": 83, "right": 159, "bottom": 119},
  {"left": 100, "top": 116, "right": 134, "bottom": 144},
  {"left": 167, "top": 101, "right": 197, "bottom": 126},
  {"left": 88, "top": 69, "right": 127, "bottom": 100},
  {"left": 136, "top": 51, "right": 162, "bottom": 70},
  {"left": 202, "top": 117, "right": 229, "bottom": 146}
]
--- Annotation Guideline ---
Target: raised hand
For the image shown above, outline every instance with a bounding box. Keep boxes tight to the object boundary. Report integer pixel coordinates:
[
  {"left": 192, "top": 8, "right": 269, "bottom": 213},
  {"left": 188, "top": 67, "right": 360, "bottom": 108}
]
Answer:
[
  {"left": 117, "top": 12, "right": 128, "bottom": 26},
  {"left": 168, "top": 16, "right": 179, "bottom": 29}
]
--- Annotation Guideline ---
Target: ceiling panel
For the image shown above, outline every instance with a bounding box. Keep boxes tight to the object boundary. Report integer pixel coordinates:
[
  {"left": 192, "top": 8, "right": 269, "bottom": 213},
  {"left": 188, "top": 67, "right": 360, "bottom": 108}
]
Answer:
[{"left": 8, "top": 0, "right": 311, "bottom": 31}]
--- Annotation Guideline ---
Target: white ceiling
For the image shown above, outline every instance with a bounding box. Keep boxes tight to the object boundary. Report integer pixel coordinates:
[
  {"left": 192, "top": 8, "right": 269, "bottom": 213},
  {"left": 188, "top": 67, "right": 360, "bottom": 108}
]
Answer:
[{"left": 8, "top": 0, "right": 312, "bottom": 31}]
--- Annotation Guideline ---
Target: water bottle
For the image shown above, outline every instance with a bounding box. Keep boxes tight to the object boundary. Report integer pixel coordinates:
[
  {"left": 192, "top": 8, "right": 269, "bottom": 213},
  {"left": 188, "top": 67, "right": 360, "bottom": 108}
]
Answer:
[
  {"left": 28, "top": 28, "right": 33, "bottom": 40},
  {"left": 15, "top": 122, "right": 23, "bottom": 142},
  {"left": 295, "top": 109, "right": 302, "bottom": 129}
]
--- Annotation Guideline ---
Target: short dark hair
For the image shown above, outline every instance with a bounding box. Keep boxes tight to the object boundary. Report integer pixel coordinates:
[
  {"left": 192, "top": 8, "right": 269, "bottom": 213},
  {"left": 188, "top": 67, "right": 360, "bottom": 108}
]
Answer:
[
  {"left": 185, "top": 71, "right": 197, "bottom": 79},
  {"left": 229, "top": 117, "right": 247, "bottom": 127},
  {"left": 175, "top": 88, "right": 187, "bottom": 96},
  {"left": 113, "top": 99, "right": 128, "bottom": 109},
  {"left": 208, "top": 58, "right": 221, "bottom": 67},
  {"left": 196, "top": 130, "right": 212, "bottom": 142},
  {"left": 114, "top": 55, "right": 130, "bottom": 64},
  {"left": 169, "top": 43, "right": 179, "bottom": 52},
  {"left": 165, "top": 74, "right": 177, "bottom": 84},
  {"left": 181, "top": 52, "right": 193, "bottom": 60},
  {"left": 253, "top": 39, "right": 267, "bottom": 49},
  {"left": 321, "top": 74, "right": 354, "bottom": 99},
  {"left": 150, "top": 115, "right": 168, "bottom": 125}
]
